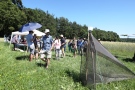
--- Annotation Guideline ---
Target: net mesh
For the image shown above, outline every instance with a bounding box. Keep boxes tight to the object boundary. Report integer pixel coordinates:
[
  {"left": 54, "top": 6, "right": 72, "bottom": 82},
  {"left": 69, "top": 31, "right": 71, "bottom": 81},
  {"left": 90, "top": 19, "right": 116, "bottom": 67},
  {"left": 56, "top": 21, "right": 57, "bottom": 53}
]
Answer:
[{"left": 80, "top": 32, "right": 135, "bottom": 89}]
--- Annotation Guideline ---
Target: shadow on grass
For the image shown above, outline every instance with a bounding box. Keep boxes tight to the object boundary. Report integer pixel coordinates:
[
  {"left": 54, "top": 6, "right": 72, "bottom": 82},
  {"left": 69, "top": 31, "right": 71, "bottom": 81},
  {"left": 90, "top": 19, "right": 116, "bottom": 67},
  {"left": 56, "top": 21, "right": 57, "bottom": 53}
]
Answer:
[
  {"left": 36, "top": 62, "right": 45, "bottom": 67},
  {"left": 52, "top": 57, "right": 56, "bottom": 60},
  {"left": 65, "top": 69, "right": 81, "bottom": 83},
  {"left": 114, "top": 55, "right": 119, "bottom": 58},
  {"left": 65, "top": 69, "right": 91, "bottom": 87},
  {"left": 122, "top": 58, "right": 135, "bottom": 62},
  {"left": 52, "top": 54, "right": 56, "bottom": 57},
  {"left": 16, "top": 55, "right": 28, "bottom": 60},
  {"left": 66, "top": 54, "right": 73, "bottom": 57}
]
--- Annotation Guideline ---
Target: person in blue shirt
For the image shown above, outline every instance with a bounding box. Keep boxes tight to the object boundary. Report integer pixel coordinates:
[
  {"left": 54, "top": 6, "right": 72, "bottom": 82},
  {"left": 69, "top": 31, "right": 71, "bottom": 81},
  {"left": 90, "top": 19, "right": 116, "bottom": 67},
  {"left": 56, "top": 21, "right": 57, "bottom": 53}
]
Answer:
[
  {"left": 80, "top": 38, "right": 88, "bottom": 54},
  {"left": 40, "top": 29, "right": 53, "bottom": 68},
  {"left": 26, "top": 31, "right": 35, "bottom": 61},
  {"left": 77, "top": 38, "right": 83, "bottom": 55}
]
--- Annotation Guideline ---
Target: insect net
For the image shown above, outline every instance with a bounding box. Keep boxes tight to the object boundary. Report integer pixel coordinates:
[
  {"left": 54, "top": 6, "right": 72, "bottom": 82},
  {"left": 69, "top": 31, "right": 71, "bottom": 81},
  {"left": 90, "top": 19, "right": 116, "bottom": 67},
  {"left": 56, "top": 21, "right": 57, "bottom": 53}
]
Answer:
[{"left": 80, "top": 32, "right": 135, "bottom": 89}]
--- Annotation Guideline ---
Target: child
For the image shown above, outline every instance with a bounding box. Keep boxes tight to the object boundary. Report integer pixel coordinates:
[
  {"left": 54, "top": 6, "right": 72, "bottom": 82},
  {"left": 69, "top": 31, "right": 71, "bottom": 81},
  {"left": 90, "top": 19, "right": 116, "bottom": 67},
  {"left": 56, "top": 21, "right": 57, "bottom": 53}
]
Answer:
[
  {"left": 52, "top": 36, "right": 61, "bottom": 60},
  {"left": 71, "top": 38, "right": 77, "bottom": 57}
]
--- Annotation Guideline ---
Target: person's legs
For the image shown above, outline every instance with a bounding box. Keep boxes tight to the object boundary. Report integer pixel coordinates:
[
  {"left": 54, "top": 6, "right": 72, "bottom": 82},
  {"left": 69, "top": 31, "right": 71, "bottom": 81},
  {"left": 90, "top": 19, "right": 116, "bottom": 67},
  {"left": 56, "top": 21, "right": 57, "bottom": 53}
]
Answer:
[
  {"left": 40, "top": 53, "right": 48, "bottom": 67},
  {"left": 77, "top": 46, "right": 81, "bottom": 55},
  {"left": 68, "top": 46, "right": 71, "bottom": 52},
  {"left": 55, "top": 49, "right": 58, "bottom": 59},
  {"left": 40, "top": 53, "right": 46, "bottom": 62},
  {"left": 72, "top": 49, "right": 75, "bottom": 57},
  {"left": 74, "top": 50, "right": 77, "bottom": 57},
  {"left": 74, "top": 49, "right": 77, "bottom": 57},
  {"left": 29, "top": 54, "right": 34, "bottom": 61},
  {"left": 58, "top": 49, "right": 60, "bottom": 60},
  {"left": 35, "top": 53, "right": 38, "bottom": 59},
  {"left": 15, "top": 43, "right": 17, "bottom": 49},
  {"left": 72, "top": 45, "right": 77, "bottom": 57},
  {"left": 56, "top": 49, "right": 60, "bottom": 60},
  {"left": 64, "top": 46, "right": 66, "bottom": 52},
  {"left": 34, "top": 48, "right": 39, "bottom": 59},
  {"left": 80, "top": 47, "right": 83, "bottom": 55},
  {"left": 68, "top": 46, "right": 70, "bottom": 52},
  {"left": 29, "top": 48, "right": 34, "bottom": 61},
  {"left": 59, "top": 50, "right": 62, "bottom": 58},
  {"left": 13, "top": 43, "right": 15, "bottom": 50},
  {"left": 46, "top": 51, "right": 52, "bottom": 68},
  {"left": 46, "top": 58, "right": 50, "bottom": 68},
  {"left": 55, "top": 49, "right": 57, "bottom": 58},
  {"left": 61, "top": 48, "right": 65, "bottom": 57}
]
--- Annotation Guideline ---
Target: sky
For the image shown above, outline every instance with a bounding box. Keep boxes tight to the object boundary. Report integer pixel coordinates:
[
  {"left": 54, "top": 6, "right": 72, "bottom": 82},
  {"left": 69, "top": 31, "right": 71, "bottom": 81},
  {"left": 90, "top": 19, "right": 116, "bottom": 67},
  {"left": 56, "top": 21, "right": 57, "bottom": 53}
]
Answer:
[{"left": 22, "top": 0, "right": 135, "bottom": 38}]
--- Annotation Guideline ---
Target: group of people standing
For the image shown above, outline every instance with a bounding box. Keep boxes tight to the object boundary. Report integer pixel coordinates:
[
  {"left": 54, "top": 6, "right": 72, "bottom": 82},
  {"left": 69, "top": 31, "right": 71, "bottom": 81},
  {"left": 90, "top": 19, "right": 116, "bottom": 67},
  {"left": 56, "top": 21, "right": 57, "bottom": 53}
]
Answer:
[
  {"left": 12, "top": 29, "right": 87, "bottom": 69},
  {"left": 26, "top": 29, "right": 51, "bottom": 68},
  {"left": 26, "top": 29, "right": 67, "bottom": 68},
  {"left": 52, "top": 34, "right": 66, "bottom": 60},
  {"left": 68, "top": 37, "right": 88, "bottom": 57}
]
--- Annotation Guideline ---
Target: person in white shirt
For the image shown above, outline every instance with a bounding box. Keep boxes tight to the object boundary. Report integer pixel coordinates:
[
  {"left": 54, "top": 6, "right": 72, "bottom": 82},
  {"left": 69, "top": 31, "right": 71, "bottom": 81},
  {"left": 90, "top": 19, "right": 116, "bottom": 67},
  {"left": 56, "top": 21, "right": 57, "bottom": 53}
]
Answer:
[
  {"left": 51, "top": 36, "right": 61, "bottom": 60},
  {"left": 11, "top": 35, "right": 18, "bottom": 51}
]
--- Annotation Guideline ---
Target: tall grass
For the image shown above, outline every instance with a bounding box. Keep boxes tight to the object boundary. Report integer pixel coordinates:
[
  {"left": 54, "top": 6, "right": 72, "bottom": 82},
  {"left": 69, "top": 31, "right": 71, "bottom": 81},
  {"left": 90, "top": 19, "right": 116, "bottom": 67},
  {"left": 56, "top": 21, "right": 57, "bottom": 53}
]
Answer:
[
  {"left": 101, "top": 41, "right": 135, "bottom": 53},
  {"left": 101, "top": 41, "right": 135, "bottom": 61},
  {"left": 0, "top": 42, "right": 89, "bottom": 90},
  {"left": 0, "top": 41, "right": 135, "bottom": 90},
  {"left": 0, "top": 38, "right": 4, "bottom": 42},
  {"left": 101, "top": 41, "right": 135, "bottom": 71},
  {"left": 96, "top": 41, "right": 135, "bottom": 90}
]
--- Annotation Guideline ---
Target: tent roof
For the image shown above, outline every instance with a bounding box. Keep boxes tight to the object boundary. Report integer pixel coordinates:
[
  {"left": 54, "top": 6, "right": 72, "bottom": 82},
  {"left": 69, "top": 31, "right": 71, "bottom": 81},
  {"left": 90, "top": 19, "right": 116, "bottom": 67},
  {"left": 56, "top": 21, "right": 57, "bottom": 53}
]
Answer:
[
  {"left": 12, "top": 31, "right": 28, "bottom": 35},
  {"left": 11, "top": 30, "right": 45, "bottom": 36},
  {"left": 9, "top": 30, "right": 45, "bottom": 47},
  {"left": 33, "top": 30, "right": 45, "bottom": 36}
]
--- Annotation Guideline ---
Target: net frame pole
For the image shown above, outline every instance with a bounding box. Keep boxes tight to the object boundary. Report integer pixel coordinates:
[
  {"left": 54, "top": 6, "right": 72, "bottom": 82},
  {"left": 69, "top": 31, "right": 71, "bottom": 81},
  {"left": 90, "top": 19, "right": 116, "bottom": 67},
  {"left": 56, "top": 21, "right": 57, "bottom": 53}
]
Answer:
[{"left": 89, "top": 31, "right": 96, "bottom": 90}]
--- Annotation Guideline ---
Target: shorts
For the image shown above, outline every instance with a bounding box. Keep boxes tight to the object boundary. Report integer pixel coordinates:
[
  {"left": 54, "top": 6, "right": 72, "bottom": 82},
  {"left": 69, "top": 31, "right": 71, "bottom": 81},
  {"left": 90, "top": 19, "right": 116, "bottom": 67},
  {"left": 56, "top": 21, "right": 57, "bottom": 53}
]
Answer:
[
  {"left": 40, "top": 50, "right": 52, "bottom": 59},
  {"left": 71, "top": 45, "right": 77, "bottom": 53},
  {"left": 61, "top": 47, "right": 65, "bottom": 53},
  {"left": 28, "top": 46, "right": 35, "bottom": 55},
  {"left": 72, "top": 48, "right": 77, "bottom": 53},
  {"left": 34, "top": 49, "right": 39, "bottom": 54},
  {"left": 77, "top": 46, "right": 81, "bottom": 51}
]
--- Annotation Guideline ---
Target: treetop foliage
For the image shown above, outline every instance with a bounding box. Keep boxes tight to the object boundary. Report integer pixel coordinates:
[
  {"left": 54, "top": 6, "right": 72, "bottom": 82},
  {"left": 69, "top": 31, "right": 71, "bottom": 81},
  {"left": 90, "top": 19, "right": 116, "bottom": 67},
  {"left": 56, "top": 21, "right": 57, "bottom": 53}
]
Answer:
[{"left": 0, "top": 0, "right": 120, "bottom": 41}]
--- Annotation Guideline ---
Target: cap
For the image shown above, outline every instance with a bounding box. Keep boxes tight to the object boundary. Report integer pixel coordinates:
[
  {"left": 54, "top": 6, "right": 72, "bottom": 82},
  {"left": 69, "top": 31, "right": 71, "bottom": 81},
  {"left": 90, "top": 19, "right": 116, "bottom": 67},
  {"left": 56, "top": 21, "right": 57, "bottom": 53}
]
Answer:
[
  {"left": 60, "top": 34, "right": 63, "bottom": 37},
  {"left": 45, "top": 29, "right": 50, "bottom": 33}
]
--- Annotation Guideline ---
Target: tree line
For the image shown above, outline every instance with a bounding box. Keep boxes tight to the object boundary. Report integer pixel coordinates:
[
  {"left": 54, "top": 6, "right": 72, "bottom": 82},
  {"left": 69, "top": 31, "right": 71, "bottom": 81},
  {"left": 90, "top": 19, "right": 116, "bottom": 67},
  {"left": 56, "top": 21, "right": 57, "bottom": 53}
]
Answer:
[{"left": 0, "top": 0, "right": 120, "bottom": 41}]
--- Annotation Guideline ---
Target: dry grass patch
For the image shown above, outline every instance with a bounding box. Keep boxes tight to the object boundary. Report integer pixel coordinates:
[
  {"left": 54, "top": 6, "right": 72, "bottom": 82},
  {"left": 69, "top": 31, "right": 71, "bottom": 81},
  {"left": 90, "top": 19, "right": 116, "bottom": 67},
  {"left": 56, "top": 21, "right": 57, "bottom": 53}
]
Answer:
[
  {"left": 0, "top": 38, "right": 4, "bottom": 42},
  {"left": 101, "top": 41, "right": 135, "bottom": 53}
]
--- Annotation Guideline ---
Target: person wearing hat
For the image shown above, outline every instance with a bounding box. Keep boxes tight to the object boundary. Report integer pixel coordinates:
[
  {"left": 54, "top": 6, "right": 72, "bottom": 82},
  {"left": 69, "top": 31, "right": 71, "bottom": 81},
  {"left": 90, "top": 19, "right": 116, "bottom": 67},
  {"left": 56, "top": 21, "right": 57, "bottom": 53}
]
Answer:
[
  {"left": 60, "top": 34, "right": 66, "bottom": 57},
  {"left": 40, "top": 29, "right": 53, "bottom": 68},
  {"left": 98, "top": 38, "right": 100, "bottom": 41},
  {"left": 26, "top": 30, "right": 35, "bottom": 61}
]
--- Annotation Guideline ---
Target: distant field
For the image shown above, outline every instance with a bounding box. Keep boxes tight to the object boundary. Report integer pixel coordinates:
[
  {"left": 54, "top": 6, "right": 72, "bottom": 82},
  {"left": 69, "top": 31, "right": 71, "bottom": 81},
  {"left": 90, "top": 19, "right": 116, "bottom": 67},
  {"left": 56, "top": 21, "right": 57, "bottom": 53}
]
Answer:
[{"left": 0, "top": 38, "right": 3, "bottom": 42}]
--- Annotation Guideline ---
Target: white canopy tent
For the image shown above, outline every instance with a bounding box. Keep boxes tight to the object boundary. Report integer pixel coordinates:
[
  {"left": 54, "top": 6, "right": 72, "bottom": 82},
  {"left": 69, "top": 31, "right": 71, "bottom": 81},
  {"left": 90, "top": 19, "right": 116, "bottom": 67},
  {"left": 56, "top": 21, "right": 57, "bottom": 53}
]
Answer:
[{"left": 9, "top": 30, "right": 45, "bottom": 47}]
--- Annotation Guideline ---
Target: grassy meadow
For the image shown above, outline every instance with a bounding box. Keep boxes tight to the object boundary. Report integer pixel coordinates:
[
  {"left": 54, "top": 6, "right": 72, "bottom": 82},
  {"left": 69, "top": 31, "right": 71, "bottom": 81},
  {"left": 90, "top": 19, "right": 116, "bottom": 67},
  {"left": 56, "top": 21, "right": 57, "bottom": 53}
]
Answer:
[{"left": 0, "top": 39, "right": 135, "bottom": 90}]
